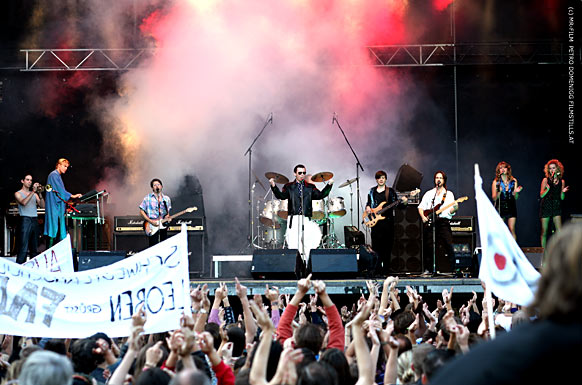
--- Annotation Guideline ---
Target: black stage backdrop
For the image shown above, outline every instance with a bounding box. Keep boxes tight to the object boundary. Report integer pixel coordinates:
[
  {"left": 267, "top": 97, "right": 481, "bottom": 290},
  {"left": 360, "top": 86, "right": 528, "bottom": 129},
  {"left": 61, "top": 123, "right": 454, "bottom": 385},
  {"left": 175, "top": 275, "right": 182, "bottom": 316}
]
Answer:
[{"left": 0, "top": 0, "right": 580, "bottom": 254}]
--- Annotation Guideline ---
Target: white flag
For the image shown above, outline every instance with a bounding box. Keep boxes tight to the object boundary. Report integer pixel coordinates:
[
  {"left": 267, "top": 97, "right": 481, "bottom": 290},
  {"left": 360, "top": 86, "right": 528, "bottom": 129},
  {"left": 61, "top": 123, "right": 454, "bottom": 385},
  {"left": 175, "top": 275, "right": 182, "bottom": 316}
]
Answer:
[{"left": 474, "top": 164, "right": 540, "bottom": 306}]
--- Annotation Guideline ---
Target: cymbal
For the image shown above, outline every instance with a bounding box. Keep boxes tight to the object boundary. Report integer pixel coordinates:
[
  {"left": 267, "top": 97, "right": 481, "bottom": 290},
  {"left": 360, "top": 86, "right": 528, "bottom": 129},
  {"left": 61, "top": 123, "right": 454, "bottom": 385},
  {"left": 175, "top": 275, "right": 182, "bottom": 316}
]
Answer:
[
  {"left": 265, "top": 172, "right": 289, "bottom": 184},
  {"left": 338, "top": 177, "right": 358, "bottom": 188},
  {"left": 311, "top": 171, "right": 333, "bottom": 182}
]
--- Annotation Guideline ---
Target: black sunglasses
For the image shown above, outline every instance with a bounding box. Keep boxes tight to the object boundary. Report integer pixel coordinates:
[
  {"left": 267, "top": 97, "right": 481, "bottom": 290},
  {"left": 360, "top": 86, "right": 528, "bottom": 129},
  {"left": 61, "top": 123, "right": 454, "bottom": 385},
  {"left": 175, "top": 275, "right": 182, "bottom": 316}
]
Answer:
[{"left": 297, "top": 171, "right": 306, "bottom": 175}]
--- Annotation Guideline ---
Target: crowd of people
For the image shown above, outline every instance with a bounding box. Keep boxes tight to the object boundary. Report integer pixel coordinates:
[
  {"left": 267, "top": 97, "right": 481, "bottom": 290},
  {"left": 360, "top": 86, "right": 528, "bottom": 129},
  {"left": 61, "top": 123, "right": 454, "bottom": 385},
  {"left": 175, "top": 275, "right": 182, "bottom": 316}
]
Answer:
[{"left": 1, "top": 222, "right": 580, "bottom": 385}]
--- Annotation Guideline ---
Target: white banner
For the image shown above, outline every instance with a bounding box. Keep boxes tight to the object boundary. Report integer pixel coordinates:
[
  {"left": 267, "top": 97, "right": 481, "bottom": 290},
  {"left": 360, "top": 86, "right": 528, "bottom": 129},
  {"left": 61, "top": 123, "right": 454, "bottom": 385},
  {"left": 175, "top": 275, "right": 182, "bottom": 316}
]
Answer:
[
  {"left": 21, "top": 235, "right": 75, "bottom": 273},
  {"left": 0, "top": 226, "right": 191, "bottom": 338}
]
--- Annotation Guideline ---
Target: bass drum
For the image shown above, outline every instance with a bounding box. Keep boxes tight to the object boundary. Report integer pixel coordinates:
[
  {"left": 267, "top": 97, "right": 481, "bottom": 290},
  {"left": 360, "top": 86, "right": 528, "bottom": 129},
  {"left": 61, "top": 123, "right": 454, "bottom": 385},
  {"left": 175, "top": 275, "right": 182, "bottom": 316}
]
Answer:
[
  {"left": 260, "top": 200, "right": 282, "bottom": 229},
  {"left": 327, "top": 197, "right": 346, "bottom": 217},
  {"left": 285, "top": 215, "right": 322, "bottom": 262},
  {"left": 312, "top": 200, "right": 325, "bottom": 220},
  {"left": 261, "top": 226, "right": 286, "bottom": 249}
]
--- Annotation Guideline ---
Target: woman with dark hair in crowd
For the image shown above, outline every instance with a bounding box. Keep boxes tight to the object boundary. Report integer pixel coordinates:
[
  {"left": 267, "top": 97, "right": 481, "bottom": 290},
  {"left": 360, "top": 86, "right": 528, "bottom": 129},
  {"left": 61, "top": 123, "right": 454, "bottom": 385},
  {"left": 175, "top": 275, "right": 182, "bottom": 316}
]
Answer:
[
  {"left": 539, "top": 159, "right": 569, "bottom": 249},
  {"left": 491, "top": 161, "right": 522, "bottom": 239}
]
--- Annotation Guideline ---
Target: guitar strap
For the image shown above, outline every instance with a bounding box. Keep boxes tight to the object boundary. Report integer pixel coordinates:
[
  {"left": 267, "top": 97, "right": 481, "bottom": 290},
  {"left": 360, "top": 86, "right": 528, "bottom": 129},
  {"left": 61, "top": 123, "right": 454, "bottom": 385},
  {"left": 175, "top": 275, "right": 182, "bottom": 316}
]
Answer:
[{"left": 440, "top": 189, "right": 447, "bottom": 207}]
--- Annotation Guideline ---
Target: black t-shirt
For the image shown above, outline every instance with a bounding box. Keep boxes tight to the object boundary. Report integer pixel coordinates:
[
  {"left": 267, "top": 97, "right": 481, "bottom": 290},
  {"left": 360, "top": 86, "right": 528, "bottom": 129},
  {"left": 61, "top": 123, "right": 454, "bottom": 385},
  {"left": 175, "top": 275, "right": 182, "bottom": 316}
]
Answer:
[{"left": 367, "top": 187, "right": 398, "bottom": 220}]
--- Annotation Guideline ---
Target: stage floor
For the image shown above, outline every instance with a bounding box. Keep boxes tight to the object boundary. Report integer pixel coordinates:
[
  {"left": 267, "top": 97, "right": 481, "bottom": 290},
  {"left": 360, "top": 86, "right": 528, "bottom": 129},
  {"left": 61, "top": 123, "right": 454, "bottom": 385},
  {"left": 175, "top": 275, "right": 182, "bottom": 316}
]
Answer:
[{"left": 190, "top": 276, "right": 483, "bottom": 296}]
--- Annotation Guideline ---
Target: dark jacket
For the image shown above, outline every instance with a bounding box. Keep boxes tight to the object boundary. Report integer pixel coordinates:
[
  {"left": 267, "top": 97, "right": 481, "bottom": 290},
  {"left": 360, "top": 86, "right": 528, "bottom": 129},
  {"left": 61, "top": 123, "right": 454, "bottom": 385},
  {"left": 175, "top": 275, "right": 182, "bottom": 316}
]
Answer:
[{"left": 271, "top": 181, "right": 332, "bottom": 218}]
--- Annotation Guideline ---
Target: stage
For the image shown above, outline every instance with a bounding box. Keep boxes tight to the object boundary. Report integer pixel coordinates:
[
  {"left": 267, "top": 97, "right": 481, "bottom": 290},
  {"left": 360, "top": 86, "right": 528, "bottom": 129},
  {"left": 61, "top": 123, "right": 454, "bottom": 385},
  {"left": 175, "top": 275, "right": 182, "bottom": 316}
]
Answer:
[{"left": 190, "top": 277, "right": 484, "bottom": 296}]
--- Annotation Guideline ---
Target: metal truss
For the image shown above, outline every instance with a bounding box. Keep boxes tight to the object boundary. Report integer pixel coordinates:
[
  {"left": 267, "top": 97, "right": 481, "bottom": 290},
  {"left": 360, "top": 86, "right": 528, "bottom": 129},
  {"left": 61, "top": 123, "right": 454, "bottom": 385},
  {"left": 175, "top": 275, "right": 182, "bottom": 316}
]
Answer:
[
  {"left": 20, "top": 48, "right": 154, "bottom": 72},
  {"left": 367, "top": 42, "right": 569, "bottom": 67},
  {"left": 18, "top": 42, "right": 571, "bottom": 71}
]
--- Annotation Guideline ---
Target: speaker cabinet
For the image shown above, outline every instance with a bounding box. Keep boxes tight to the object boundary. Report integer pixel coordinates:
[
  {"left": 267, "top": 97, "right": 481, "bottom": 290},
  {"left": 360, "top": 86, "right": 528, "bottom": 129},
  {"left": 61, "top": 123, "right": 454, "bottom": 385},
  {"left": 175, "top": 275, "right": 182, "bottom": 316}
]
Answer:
[
  {"left": 392, "top": 206, "right": 422, "bottom": 273},
  {"left": 251, "top": 249, "right": 303, "bottom": 279},
  {"left": 114, "top": 232, "right": 207, "bottom": 278},
  {"left": 78, "top": 250, "right": 127, "bottom": 271},
  {"left": 451, "top": 232, "right": 476, "bottom": 272},
  {"left": 521, "top": 247, "right": 543, "bottom": 269},
  {"left": 309, "top": 248, "right": 358, "bottom": 279},
  {"left": 344, "top": 226, "right": 365, "bottom": 248}
]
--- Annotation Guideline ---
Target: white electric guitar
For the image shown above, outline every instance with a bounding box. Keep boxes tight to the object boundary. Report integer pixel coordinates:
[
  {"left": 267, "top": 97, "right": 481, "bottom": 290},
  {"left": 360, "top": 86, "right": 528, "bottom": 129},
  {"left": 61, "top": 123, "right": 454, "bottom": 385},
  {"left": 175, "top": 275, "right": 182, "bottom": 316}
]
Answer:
[{"left": 143, "top": 206, "right": 197, "bottom": 236}]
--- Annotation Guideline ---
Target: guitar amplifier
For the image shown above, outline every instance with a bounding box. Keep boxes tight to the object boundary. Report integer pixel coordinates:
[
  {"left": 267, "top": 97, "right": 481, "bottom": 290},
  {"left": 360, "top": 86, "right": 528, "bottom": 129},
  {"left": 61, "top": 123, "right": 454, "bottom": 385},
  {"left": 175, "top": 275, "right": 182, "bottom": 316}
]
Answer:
[
  {"left": 114, "top": 215, "right": 204, "bottom": 233},
  {"left": 450, "top": 216, "right": 474, "bottom": 233},
  {"left": 114, "top": 216, "right": 145, "bottom": 233}
]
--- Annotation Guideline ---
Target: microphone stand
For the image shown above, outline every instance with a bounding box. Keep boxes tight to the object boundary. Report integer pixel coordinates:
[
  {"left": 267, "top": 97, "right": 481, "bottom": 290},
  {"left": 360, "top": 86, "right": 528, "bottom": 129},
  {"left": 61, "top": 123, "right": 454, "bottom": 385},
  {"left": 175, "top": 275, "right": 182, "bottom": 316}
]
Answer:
[
  {"left": 430, "top": 189, "right": 438, "bottom": 274},
  {"left": 243, "top": 113, "right": 273, "bottom": 251},
  {"left": 332, "top": 113, "right": 364, "bottom": 230},
  {"left": 300, "top": 181, "right": 306, "bottom": 271}
]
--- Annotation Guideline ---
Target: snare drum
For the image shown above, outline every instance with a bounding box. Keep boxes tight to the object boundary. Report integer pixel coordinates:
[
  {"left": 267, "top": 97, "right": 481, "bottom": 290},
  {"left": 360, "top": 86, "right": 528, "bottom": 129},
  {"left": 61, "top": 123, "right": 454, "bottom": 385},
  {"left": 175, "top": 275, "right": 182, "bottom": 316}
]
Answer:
[
  {"left": 327, "top": 197, "right": 346, "bottom": 217},
  {"left": 312, "top": 200, "right": 324, "bottom": 220},
  {"left": 260, "top": 200, "right": 282, "bottom": 228},
  {"left": 286, "top": 215, "right": 322, "bottom": 261}
]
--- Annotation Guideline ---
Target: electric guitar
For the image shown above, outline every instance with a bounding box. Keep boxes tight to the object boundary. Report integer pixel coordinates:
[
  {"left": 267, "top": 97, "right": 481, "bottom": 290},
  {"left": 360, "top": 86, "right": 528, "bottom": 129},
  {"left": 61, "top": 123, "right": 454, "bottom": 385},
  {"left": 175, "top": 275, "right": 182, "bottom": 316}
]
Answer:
[
  {"left": 143, "top": 206, "right": 197, "bottom": 236},
  {"left": 423, "top": 196, "right": 468, "bottom": 225},
  {"left": 362, "top": 189, "right": 420, "bottom": 228}
]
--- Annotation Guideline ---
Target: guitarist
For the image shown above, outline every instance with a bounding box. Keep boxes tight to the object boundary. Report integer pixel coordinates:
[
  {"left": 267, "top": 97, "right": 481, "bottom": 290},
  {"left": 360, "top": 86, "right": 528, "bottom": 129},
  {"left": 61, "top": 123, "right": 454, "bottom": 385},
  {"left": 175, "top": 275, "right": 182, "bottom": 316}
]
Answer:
[
  {"left": 139, "top": 178, "right": 171, "bottom": 247},
  {"left": 418, "top": 171, "right": 458, "bottom": 274},
  {"left": 365, "top": 170, "right": 407, "bottom": 276}
]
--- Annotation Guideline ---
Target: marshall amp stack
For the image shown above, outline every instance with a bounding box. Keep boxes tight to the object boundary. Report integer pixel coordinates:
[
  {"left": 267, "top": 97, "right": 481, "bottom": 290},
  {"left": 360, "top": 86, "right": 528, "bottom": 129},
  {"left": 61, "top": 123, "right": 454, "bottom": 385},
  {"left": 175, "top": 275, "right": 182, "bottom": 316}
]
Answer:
[{"left": 113, "top": 214, "right": 207, "bottom": 278}]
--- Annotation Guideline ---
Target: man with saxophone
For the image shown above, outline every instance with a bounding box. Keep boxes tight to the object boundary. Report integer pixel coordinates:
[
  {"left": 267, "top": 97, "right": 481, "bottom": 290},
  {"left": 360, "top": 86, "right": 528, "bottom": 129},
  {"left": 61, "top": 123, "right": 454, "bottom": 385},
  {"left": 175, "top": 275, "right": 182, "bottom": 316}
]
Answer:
[{"left": 14, "top": 174, "right": 44, "bottom": 264}]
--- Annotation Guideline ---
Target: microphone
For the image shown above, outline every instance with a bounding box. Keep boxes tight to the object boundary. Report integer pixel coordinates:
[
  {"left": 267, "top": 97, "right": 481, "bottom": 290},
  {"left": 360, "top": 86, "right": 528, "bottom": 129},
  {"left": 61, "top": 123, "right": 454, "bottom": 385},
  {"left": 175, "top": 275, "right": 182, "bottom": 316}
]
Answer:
[
  {"left": 436, "top": 180, "right": 441, "bottom": 187},
  {"left": 332, "top": 112, "right": 336, "bottom": 124},
  {"left": 269, "top": 112, "right": 273, "bottom": 124}
]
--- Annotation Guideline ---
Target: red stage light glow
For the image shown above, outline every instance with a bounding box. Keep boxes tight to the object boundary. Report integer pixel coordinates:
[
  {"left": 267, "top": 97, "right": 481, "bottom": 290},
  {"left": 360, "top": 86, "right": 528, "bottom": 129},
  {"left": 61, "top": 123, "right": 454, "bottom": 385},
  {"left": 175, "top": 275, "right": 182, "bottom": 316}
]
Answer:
[{"left": 433, "top": 0, "right": 455, "bottom": 12}]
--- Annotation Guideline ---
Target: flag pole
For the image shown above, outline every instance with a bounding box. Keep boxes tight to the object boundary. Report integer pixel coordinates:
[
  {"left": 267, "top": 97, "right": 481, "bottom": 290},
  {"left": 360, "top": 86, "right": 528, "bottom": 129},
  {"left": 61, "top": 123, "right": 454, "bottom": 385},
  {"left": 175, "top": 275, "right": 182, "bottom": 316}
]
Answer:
[{"left": 485, "top": 286, "right": 496, "bottom": 340}]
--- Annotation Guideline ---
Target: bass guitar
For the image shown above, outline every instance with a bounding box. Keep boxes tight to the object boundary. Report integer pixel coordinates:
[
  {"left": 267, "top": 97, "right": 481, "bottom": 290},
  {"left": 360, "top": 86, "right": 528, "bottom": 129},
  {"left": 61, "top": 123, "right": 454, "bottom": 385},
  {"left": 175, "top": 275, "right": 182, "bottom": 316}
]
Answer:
[
  {"left": 144, "top": 206, "right": 197, "bottom": 236},
  {"left": 423, "top": 196, "right": 468, "bottom": 225},
  {"left": 362, "top": 189, "right": 420, "bottom": 228}
]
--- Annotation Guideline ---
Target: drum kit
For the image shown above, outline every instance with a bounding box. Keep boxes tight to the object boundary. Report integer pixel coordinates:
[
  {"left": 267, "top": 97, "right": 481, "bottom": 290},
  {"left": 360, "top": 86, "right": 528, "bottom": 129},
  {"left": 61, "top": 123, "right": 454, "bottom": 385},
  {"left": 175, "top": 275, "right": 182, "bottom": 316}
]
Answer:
[{"left": 254, "top": 170, "right": 356, "bottom": 252}]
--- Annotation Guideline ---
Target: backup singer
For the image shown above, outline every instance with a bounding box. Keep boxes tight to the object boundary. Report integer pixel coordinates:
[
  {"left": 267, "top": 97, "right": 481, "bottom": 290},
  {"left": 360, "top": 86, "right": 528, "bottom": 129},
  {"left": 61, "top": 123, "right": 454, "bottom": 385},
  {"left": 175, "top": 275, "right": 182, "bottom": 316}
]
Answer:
[
  {"left": 44, "top": 159, "right": 82, "bottom": 247},
  {"left": 269, "top": 164, "right": 333, "bottom": 259},
  {"left": 540, "top": 159, "right": 568, "bottom": 249},
  {"left": 491, "top": 161, "right": 523, "bottom": 239},
  {"left": 140, "top": 178, "right": 172, "bottom": 247},
  {"left": 365, "top": 170, "right": 407, "bottom": 276},
  {"left": 418, "top": 171, "right": 458, "bottom": 274},
  {"left": 14, "top": 174, "right": 44, "bottom": 264}
]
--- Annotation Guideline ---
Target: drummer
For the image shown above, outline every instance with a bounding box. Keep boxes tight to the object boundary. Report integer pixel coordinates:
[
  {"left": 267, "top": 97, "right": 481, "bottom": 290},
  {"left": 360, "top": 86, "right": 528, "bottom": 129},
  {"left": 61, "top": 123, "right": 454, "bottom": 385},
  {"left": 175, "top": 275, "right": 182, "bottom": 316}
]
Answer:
[{"left": 269, "top": 164, "right": 333, "bottom": 220}]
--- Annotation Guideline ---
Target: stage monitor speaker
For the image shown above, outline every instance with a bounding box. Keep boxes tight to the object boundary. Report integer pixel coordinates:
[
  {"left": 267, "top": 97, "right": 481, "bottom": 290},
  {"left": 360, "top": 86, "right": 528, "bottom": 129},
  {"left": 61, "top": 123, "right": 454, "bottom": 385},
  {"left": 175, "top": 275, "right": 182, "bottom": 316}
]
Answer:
[
  {"left": 392, "top": 206, "right": 422, "bottom": 273},
  {"left": 344, "top": 226, "right": 365, "bottom": 248},
  {"left": 521, "top": 247, "right": 543, "bottom": 269},
  {"left": 78, "top": 250, "right": 127, "bottom": 271},
  {"left": 251, "top": 249, "right": 303, "bottom": 279},
  {"left": 393, "top": 164, "right": 423, "bottom": 192},
  {"left": 114, "top": 232, "right": 207, "bottom": 278},
  {"left": 309, "top": 248, "right": 358, "bottom": 279}
]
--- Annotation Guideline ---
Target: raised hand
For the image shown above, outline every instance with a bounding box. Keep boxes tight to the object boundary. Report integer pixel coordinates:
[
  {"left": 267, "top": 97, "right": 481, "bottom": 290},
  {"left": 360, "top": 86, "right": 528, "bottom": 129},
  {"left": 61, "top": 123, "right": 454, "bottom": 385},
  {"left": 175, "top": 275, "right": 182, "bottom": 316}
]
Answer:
[
  {"left": 265, "top": 284, "right": 279, "bottom": 302},
  {"left": 297, "top": 274, "right": 312, "bottom": 294},
  {"left": 312, "top": 279, "right": 326, "bottom": 295},
  {"left": 249, "top": 300, "right": 274, "bottom": 331},
  {"left": 132, "top": 303, "right": 147, "bottom": 327},
  {"left": 235, "top": 277, "right": 248, "bottom": 298}
]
